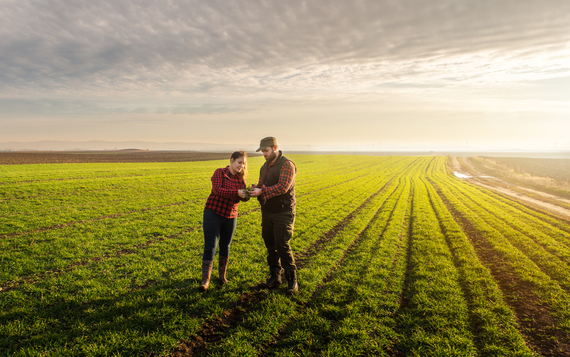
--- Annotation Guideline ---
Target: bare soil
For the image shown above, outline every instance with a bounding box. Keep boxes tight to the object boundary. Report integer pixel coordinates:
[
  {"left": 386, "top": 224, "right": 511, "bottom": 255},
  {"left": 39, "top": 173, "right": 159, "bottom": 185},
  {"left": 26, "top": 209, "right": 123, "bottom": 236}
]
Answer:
[{"left": 0, "top": 150, "right": 235, "bottom": 165}]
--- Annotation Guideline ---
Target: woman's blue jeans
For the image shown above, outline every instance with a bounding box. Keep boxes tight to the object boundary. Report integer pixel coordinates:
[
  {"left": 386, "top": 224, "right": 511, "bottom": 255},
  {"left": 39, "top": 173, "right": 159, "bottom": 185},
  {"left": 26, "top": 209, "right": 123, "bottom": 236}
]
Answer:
[{"left": 202, "top": 208, "right": 237, "bottom": 261}]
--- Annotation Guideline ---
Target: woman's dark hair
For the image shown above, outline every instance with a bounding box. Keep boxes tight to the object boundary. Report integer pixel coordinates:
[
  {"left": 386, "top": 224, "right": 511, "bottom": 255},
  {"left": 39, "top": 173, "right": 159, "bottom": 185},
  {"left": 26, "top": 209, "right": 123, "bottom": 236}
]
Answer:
[{"left": 230, "top": 150, "right": 248, "bottom": 179}]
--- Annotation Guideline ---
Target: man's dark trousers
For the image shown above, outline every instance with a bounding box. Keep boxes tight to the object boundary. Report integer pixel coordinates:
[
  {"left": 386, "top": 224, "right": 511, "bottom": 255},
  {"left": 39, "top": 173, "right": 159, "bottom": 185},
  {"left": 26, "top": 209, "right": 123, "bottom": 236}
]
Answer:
[{"left": 261, "top": 210, "right": 296, "bottom": 272}]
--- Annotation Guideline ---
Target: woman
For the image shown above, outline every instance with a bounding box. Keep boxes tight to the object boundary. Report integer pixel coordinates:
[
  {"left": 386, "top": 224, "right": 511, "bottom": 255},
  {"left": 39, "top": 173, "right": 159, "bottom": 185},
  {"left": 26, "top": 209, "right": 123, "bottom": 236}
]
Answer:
[{"left": 199, "top": 150, "right": 249, "bottom": 291}]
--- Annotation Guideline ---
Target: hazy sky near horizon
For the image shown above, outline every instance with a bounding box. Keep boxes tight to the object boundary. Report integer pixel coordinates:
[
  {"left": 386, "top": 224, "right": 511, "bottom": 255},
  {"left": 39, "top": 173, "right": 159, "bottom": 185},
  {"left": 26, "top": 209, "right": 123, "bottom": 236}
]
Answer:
[{"left": 1, "top": 0, "right": 570, "bottom": 150}]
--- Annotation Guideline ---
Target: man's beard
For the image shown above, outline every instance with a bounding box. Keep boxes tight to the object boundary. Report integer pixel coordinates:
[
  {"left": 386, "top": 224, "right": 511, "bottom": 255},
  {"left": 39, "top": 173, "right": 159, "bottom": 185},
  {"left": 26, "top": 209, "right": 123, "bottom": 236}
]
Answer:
[{"left": 266, "top": 151, "right": 277, "bottom": 162}]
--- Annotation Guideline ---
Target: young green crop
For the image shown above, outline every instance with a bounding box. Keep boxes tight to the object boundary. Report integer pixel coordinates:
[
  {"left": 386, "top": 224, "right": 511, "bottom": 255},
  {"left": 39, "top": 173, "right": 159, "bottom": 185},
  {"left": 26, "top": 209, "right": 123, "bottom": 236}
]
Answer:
[
  {"left": 1, "top": 155, "right": 567, "bottom": 356},
  {"left": 435, "top": 171, "right": 570, "bottom": 336}
]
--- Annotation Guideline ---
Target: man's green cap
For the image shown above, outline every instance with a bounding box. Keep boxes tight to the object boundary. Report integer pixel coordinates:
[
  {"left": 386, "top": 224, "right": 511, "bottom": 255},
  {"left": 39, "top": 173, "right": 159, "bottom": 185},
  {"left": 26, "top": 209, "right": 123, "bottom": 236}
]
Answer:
[{"left": 256, "top": 137, "right": 278, "bottom": 152}]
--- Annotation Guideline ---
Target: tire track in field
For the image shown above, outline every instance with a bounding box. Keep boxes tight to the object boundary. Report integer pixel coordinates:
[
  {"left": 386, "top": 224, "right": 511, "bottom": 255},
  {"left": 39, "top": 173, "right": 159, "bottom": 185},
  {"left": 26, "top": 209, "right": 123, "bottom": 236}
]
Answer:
[
  {"left": 472, "top": 177, "right": 570, "bottom": 214},
  {"left": 461, "top": 177, "right": 570, "bottom": 235},
  {"left": 170, "top": 178, "right": 398, "bottom": 357},
  {"left": 424, "top": 179, "right": 515, "bottom": 355},
  {"left": 457, "top": 157, "right": 570, "bottom": 223},
  {"left": 294, "top": 159, "right": 420, "bottom": 269},
  {"left": 423, "top": 156, "right": 436, "bottom": 175},
  {"left": 435, "top": 187, "right": 570, "bottom": 357},
  {"left": 295, "top": 178, "right": 399, "bottom": 277},
  {"left": 375, "top": 199, "right": 413, "bottom": 357},
  {"left": 294, "top": 178, "right": 394, "bottom": 269}
]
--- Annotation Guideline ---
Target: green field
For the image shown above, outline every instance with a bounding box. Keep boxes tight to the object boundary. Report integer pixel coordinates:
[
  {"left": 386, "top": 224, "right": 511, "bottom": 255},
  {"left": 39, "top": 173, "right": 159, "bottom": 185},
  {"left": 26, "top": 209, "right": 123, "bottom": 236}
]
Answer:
[{"left": 2, "top": 155, "right": 570, "bottom": 356}]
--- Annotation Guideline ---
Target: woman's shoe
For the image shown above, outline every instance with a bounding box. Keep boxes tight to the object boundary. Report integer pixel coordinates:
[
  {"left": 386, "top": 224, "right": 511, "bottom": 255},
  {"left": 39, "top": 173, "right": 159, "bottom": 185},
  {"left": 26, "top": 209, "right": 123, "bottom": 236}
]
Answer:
[
  {"left": 199, "top": 260, "right": 213, "bottom": 291},
  {"left": 218, "top": 256, "right": 229, "bottom": 284}
]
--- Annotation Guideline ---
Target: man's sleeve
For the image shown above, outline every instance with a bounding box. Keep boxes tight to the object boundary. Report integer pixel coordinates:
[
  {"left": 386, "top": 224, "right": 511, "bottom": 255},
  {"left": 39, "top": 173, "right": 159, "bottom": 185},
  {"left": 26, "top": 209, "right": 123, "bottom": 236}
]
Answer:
[{"left": 262, "top": 161, "right": 295, "bottom": 200}]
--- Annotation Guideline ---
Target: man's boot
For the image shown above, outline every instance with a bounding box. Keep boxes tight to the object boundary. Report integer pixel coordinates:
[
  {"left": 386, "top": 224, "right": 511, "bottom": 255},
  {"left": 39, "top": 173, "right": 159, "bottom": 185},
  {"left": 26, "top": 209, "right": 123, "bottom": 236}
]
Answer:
[
  {"left": 218, "top": 256, "right": 229, "bottom": 284},
  {"left": 198, "top": 260, "right": 213, "bottom": 292},
  {"left": 260, "top": 267, "right": 282, "bottom": 288},
  {"left": 285, "top": 270, "right": 298, "bottom": 295}
]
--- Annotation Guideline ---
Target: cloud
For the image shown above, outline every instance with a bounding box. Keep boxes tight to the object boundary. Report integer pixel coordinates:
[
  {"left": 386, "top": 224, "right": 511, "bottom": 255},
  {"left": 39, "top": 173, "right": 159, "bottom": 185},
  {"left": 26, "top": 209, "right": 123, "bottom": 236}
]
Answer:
[
  {"left": 1, "top": 0, "right": 569, "bottom": 150},
  {"left": 0, "top": 98, "right": 250, "bottom": 118},
  {"left": 1, "top": 0, "right": 569, "bottom": 100}
]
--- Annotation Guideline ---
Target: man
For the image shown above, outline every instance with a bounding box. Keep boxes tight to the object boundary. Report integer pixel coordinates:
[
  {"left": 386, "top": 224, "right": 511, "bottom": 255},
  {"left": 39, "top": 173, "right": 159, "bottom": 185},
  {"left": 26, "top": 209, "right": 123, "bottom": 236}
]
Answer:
[{"left": 249, "top": 136, "right": 298, "bottom": 294}]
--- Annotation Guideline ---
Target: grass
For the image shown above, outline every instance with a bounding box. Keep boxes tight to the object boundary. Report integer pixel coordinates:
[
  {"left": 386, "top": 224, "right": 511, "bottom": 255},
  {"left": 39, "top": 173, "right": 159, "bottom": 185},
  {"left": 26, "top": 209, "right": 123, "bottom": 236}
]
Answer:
[{"left": 1, "top": 155, "right": 569, "bottom": 356}]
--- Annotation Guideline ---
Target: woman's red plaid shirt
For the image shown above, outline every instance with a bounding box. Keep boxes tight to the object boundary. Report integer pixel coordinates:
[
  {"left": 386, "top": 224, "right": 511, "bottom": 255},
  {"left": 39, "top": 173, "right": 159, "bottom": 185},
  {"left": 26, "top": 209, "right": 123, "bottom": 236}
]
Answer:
[{"left": 205, "top": 166, "right": 248, "bottom": 218}]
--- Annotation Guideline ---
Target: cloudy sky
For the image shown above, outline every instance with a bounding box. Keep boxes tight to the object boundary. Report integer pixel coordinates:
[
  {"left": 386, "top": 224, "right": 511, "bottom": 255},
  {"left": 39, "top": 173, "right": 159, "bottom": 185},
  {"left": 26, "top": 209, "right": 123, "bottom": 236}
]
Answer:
[{"left": 1, "top": 0, "right": 569, "bottom": 151}]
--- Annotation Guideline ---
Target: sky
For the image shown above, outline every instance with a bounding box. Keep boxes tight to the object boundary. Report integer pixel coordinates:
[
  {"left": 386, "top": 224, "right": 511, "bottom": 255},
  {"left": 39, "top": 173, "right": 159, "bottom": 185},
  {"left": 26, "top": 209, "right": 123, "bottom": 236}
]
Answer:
[{"left": 1, "top": 0, "right": 570, "bottom": 151}]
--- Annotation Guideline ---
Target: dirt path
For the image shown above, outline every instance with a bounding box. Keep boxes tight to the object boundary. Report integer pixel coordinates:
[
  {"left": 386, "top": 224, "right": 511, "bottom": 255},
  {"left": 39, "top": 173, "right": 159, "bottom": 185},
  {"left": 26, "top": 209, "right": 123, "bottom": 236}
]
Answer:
[{"left": 452, "top": 157, "right": 570, "bottom": 221}]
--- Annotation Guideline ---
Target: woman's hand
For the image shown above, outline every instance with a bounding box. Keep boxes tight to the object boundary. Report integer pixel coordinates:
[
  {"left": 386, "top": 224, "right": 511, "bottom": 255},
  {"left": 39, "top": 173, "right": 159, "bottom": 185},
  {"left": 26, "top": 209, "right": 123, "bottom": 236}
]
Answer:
[{"left": 237, "top": 189, "right": 247, "bottom": 198}]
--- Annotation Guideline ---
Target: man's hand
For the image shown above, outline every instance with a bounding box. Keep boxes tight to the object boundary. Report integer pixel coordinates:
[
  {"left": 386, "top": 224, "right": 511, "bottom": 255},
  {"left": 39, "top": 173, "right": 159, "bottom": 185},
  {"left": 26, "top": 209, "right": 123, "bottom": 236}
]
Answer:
[{"left": 249, "top": 187, "right": 263, "bottom": 197}]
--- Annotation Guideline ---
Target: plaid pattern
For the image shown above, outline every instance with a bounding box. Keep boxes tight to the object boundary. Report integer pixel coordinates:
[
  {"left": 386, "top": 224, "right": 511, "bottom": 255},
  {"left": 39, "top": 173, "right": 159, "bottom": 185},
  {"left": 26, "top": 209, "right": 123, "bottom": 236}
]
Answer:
[
  {"left": 205, "top": 166, "right": 247, "bottom": 218},
  {"left": 259, "top": 159, "right": 296, "bottom": 200}
]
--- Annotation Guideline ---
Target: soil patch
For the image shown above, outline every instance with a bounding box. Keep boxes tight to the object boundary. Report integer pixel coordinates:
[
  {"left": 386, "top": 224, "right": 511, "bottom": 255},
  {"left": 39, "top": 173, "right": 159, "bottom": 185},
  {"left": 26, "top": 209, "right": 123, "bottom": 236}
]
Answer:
[{"left": 171, "top": 291, "right": 267, "bottom": 357}]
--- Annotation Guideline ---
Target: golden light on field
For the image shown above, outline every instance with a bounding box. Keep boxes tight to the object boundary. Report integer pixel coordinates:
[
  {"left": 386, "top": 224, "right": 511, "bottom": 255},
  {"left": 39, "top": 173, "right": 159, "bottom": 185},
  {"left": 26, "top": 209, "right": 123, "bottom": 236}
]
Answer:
[{"left": 1, "top": 0, "right": 569, "bottom": 152}]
